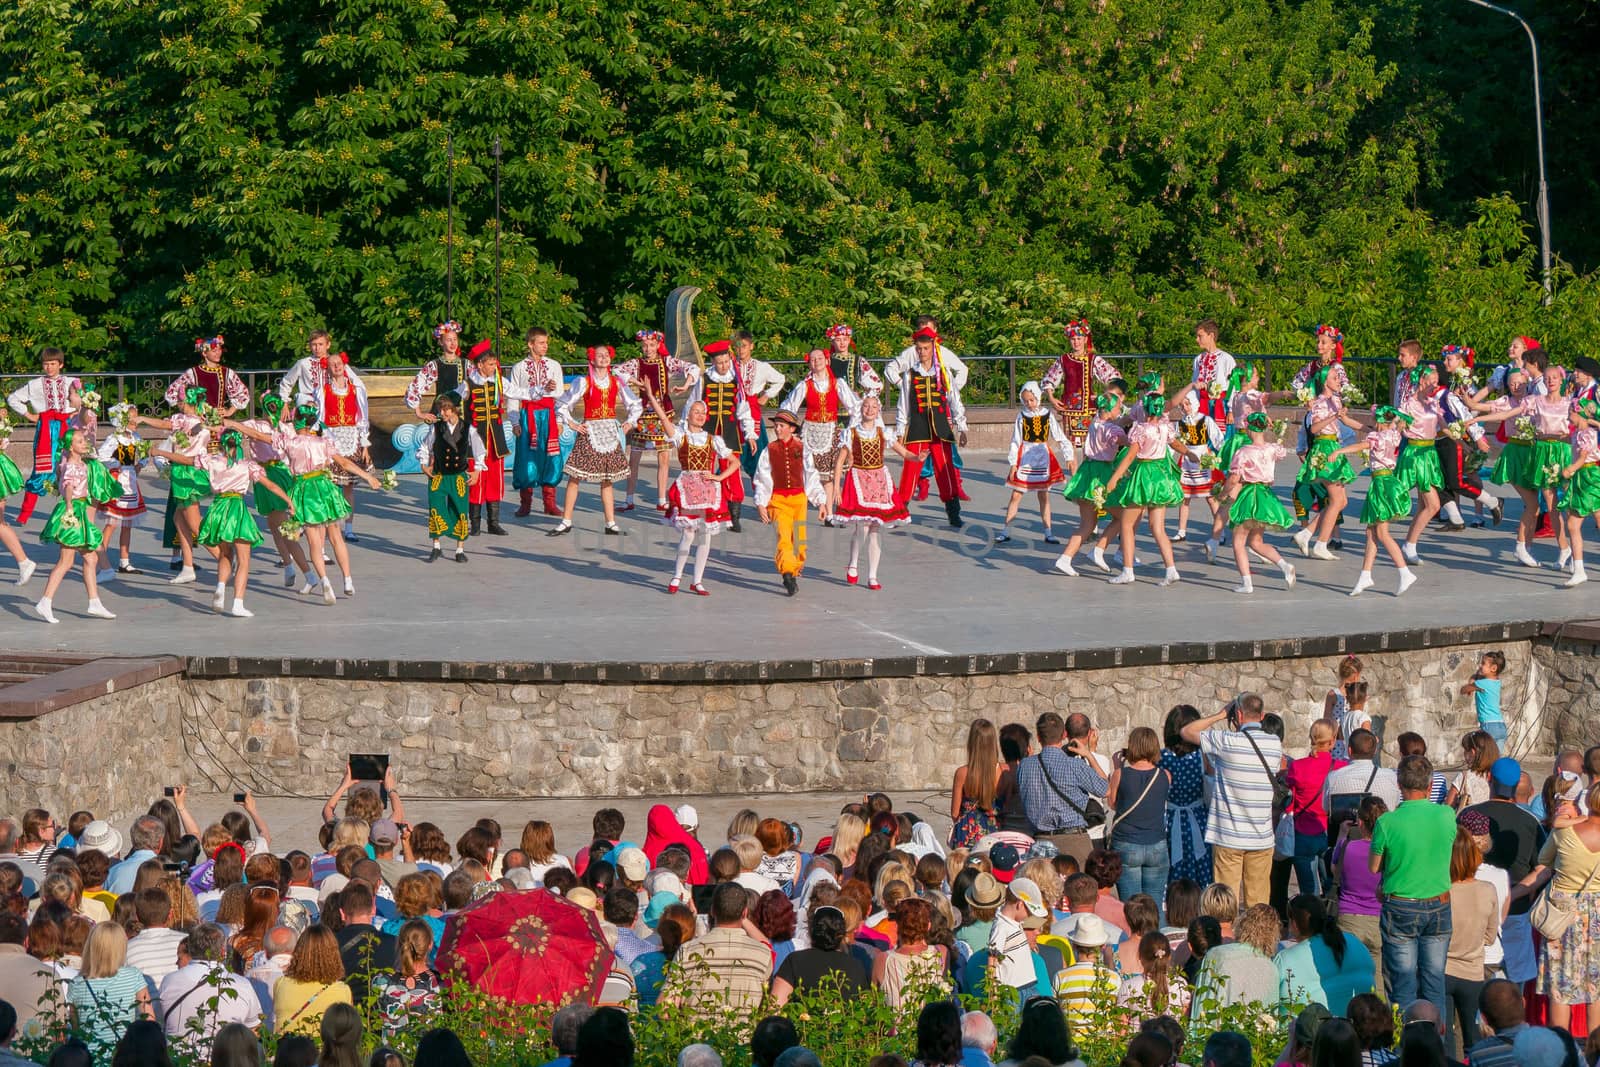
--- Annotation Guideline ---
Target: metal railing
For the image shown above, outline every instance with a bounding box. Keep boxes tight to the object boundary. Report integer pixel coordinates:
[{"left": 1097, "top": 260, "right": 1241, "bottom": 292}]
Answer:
[{"left": 0, "top": 353, "right": 1398, "bottom": 414}]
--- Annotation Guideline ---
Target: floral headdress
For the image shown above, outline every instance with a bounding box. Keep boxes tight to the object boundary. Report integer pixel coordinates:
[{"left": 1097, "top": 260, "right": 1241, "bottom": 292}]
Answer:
[
  {"left": 433, "top": 321, "right": 463, "bottom": 340},
  {"left": 634, "top": 330, "right": 666, "bottom": 357},
  {"left": 1315, "top": 324, "right": 1344, "bottom": 361},
  {"left": 194, "top": 335, "right": 225, "bottom": 352}
]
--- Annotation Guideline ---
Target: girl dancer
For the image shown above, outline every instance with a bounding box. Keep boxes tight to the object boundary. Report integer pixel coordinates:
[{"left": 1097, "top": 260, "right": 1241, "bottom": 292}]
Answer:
[
  {"left": 0, "top": 415, "right": 37, "bottom": 584},
  {"left": 1395, "top": 365, "right": 1446, "bottom": 564},
  {"left": 642, "top": 385, "right": 737, "bottom": 595},
  {"left": 832, "top": 394, "right": 913, "bottom": 589},
  {"left": 1325, "top": 406, "right": 1418, "bottom": 596},
  {"left": 34, "top": 429, "right": 118, "bottom": 623},
  {"left": 241, "top": 394, "right": 310, "bottom": 587},
  {"left": 549, "top": 345, "right": 643, "bottom": 536},
  {"left": 1287, "top": 325, "right": 1346, "bottom": 541},
  {"left": 1103, "top": 391, "right": 1189, "bottom": 586},
  {"left": 1222, "top": 412, "right": 1298, "bottom": 594},
  {"left": 616, "top": 330, "right": 699, "bottom": 512},
  {"left": 1173, "top": 392, "right": 1222, "bottom": 542},
  {"left": 157, "top": 429, "right": 294, "bottom": 616},
  {"left": 95, "top": 404, "right": 149, "bottom": 575},
  {"left": 996, "top": 382, "right": 1074, "bottom": 544},
  {"left": 1470, "top": 364, "right": 1576, "bottom": 568},
  {"left": 1291, "top": 361, "right": 1364, "bottom": 560},
  {"left": 139, "top": 387, "right": 212, "bottom": 585},
  {"left": 228, "top": 406, "right": 379, "bottom": 603},
  {"left": 315, "top": 350, "right": 370, "bottom": 542},
  {"left": 1560, "top": 401, "right": 1600, "bottom": 587},
  {"left": 1203, "top": 362, "right": 1287, "bottom": 561},
  {"left": 1052, "top": 392, "right": 1127, "bottom": 576}
]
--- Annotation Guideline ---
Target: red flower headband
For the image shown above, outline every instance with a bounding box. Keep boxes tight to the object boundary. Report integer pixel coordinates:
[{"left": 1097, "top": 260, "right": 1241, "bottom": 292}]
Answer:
[
  {"left": 1316, "top": 324, "right": 1345, "bottom": 361},
  {"left": 195, "top": 335, "right": 225, "bottom": 351},
  {"left": 586, "top": 345, "right": 615, "bottom": 364},
  {"left": 634, "top": 330, "right": 666, "bottom": 357},
  {"left": 433, "top": 321, "right": 462, "bottom": 340},
  {"left": 1441, "top": 344, "right": 1475, "bottom": 369}
]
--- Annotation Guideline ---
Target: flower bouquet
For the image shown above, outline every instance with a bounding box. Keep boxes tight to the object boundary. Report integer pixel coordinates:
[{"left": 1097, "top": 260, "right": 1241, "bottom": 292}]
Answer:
[
  {"left": 1342, "top": 384, "right": 1367, "bottom": 406},
  {"left": 1294, "top": 386, "right": 1315, "bottom": 407},
  {"left": 1443, "top": 422, "right": 1466, "bottom": 440},
  {"left": 80, "top": 389, "right": 102, "bottom": 411},
  {"left": 1198, "top": 453, "right": 1220, "bottom": 470},
  {"left": 171, "top": 430, "right": 193, "bottom": 452},
  {"left": 1089, "top": 485, "right": 1108, "bottom": 510},
  {"left": 198, "top": 401, "right": 222, "bottom": 428},
  {"left": 1270, "top": 419, "right": 1290, "bottom": 437},
  {"left": 1511, "top": 417, "right": 1536, "bottom": 444},
  {"left": 278, "top": 519, "right": 305, "bottom": 541},
  {"left": 1542, "top": 463, "right": 1564, "bottom": 485},
  {"left": 1205, "top": 380, "right": 1226, "bottom": 399},
  {"left": 378, "top": 469, "right": 399, "bottom": 492}
]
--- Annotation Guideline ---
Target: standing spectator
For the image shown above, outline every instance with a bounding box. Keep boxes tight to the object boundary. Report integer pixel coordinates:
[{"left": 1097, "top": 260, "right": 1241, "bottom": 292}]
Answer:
[
  {"left": 950, "top": 720, "right": 1006, "bottom": 848},
  {"left": 1106, "top": 727, "right": 1172, "bottom": 909},
  {"left": 1286, "top": 720, "right": 1345, "bottom": 895},
  {"left": 125, "top": 887, "right": 186, "bottom": 983},
  {"left": 66, "top": 923, "right": 153, "bottom": 1061},
  {"left": 1443, "top": 827, "right": 1496, "bottom": 1056},
  {"left": 1192, "top": 904, "right": 1282, "bottom": 1017},
  {"left": 1274, "top": 894, "right": 1374, "bottom": 1014},
  {"left": 1326, "top": 731, "right": 1402, "bottom": 838},
  {"left": 1370, "top": 754, "right": 1457, "bottom": 1016},
  {"left": 0, "top": 913, "right": 53, "bottom": 1036},
  {"left": 1180, "top": 694, "right": 1283, "bottom": 908},
  {"left": 660, "top": 883, "right": 772, "bottom": 1019},
  {"left": 1160, "top": 705, "right": 1213, "bottom": 886},
  {"left": 1464, "top": 979, "right": 1526, "bottom": 1067},
  {"left": 271, "top": 925, "right": 352, "bottom": 1036},
  {"left": 369, "top": 822, "right": 418, "bottom": 891},
  {"left": 156, "top": 924, "right": 261, "bottom": 1055},
  {"left": 1331, "top": 798, "right": 1389, "bottom": 998},
  {"left": 1015, "top": 712, "right": 1108, "bottom": 864},
  {"left": 1517, "top": 779, "right": 1600, "bottom": 1035},
  {"left": 1463, "top": 758, "right": 1543, "bottom": 993},
  {"left": 998, "top": 724, "right": 1033, "bottom": 834},
  {"left": 1444, "top": 731, "right": 1499, "bottom": 810},
  {"left": 1396, "top": 734, "right": 1451, "bottom": 804}
]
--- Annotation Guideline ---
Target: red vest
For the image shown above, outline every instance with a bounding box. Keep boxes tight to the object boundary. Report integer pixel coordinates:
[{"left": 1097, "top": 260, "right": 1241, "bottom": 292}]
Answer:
[
  {"left": 803, "top": 376, "right": 839, "bottom": 423},
  {"left": 768, "top": 438, "right": 808, "bottom": 494},
  {"left": 323, "top": 381, "right": 359, "bottom": 427},
  {"left": 584, "top": 376, "right": 620, "bottom": 419}
]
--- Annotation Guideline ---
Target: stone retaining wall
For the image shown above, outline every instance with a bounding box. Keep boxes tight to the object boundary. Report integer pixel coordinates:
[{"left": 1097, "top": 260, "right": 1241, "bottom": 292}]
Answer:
[{"left": 6, "top": 635, "right": 1579, "bottom": 825}]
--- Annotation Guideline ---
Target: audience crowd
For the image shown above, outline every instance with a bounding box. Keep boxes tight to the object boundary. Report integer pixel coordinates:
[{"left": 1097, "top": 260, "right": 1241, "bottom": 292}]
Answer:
[{"left": 0, "top": 674, "right": 1598, "bottom": 1067}]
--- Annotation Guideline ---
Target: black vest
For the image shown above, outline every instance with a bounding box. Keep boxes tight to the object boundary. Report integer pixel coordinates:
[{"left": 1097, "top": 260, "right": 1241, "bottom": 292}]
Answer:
[
  {"left": 702, "top": 377, "right": 744, "bottom": 449},
  {"left": 436, "top": 358, "right": 463, "bottom": 399},
  {"left": 904, "top": 369, "right": 954, "bottom": 443},
  {"left": 432, "top": 420, "right": 472, "bottom": 474}
]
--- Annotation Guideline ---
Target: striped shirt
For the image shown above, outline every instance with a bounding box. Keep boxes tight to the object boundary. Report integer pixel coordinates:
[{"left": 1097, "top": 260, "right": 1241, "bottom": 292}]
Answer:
[
  {"left": 1200, "top": 724, "right": 1283, "bottom": 850},
  {"left": 125, "top": 927, "right": 187, "bottom": 983}
]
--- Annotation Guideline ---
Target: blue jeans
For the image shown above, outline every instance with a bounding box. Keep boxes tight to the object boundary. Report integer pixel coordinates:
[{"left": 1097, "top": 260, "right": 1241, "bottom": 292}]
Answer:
[
  {"left": 1112, "top": 838, "right": 1170, "bottom": 916},
  {"left": 1292, "top": 823, "right": 1326, "bottom": 897},
  {"left": 1381, "top": 896, "right": 1452, "bottom": 1015},
  {"left": 1481, "top": 720, "right": 1508, "bottom": 744}
]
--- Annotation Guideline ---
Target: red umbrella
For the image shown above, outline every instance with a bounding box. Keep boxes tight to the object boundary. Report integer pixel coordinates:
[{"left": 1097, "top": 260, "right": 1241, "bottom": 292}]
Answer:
[{"left": 436, "top": 888, "right": 614, "bottom": 1007}]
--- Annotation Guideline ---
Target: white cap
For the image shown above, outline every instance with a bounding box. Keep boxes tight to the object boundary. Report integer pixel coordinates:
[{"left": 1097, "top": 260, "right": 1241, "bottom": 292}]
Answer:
[{"left": 674, "top": 804, "right": 699, "bottom": 830}]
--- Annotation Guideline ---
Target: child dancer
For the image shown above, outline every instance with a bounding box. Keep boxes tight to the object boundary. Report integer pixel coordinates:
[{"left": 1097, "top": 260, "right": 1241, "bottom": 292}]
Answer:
[
  {"left": 643, "top": 385, "right": 738, "bottom": 595},
  {"left": 139, "top": 387, "right": 213, "bottom": 585},
  {"left": 157, "top": 429, "right": 294, "bottom": 616},
  {"left": 1291, "top": 362, "right": 1365, "bottom": 560},
  {"left": 415, "top": 394, "right": 484, "bottom": 563},
  {"left": 754, "top": 410, "right": 827, "bottom": 596},
  {"left": 34, "top": 430, "right": 118, "bottom": 623},
  {"left": 1204, "top": 362, "right": 1287, "bottom": 561},
  {"left": 0, "top": 415, "right": 36, "bottom": 584},
  {"left": 1103, "top": 391, "right": 1189, "bottom": 586},
  {"left": 241, "top": 395, "right": 310, "bottom": 587},
  {"left": 1325, "top": 405, "right": 1418, "bottom": 596},
  {"left": 549, "top": 345, "right": 643, "bottom": 537},
  {"left": 1222, "top": 412, "right": 1298, "bottom": 594},
  {"left": 1469, "top": 364, "right": 1575, "bottom": 568},
  {"left": 833, "top": 394, "right": 912, "bottom": 589},
  {"left": 5, "top": 346, "right": 81, "bottom": 525},
  {"left": 95, "top": 403, "right": 149, "bottom": 575},
  {"left": 1395, "top": 365, "right": 1447, "bottom": 564},
  {"left": 1052, "top": 393, "right": 1127, "bottom": 576},
  {"left": 1174, "top": 392, "right": 1222, "bottom": 542},
  {"left": 997, "top": 382, "right": 1074, "bottom": 545},
  {"left": 1559, "top": 400, "right": 1600, "bottom": 587},
  {"left": 616, "top": 330, "right": 699, "bottom": 512}
]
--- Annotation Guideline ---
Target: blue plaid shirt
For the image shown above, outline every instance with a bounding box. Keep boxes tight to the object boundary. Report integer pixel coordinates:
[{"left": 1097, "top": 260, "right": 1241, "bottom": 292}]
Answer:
[{"left": 1016, "top": 746, "right": 1109, "bottom": 834}]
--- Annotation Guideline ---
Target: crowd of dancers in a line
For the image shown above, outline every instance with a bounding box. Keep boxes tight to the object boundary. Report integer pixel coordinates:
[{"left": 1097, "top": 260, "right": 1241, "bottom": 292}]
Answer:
[{"left": 1, "top": 315, "right": 1596, "bottom": 621}]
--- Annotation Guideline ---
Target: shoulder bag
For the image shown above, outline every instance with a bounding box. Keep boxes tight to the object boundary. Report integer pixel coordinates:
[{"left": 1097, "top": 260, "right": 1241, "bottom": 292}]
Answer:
[
  {"left": 1036, "top": 751, "right": 1106, "bottom": 831},
  {"left": 1106, "top": 767, "right": 1161, "bottom": 842},
  {"left": 1530, "top": 855, "right": 1600, "bottom": 940}
]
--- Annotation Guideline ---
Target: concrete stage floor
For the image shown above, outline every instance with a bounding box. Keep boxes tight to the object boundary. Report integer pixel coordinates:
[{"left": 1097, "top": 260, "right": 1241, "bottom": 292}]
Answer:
[{"left": 0, "top": 453, "right": 1592, "bottom": 664}]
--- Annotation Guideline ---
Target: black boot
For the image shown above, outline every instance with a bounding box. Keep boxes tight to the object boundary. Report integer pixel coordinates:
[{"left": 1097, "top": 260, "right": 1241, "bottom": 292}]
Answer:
[
  {"left": 728, "top": 501, "right": 742, "bottom": 533},
  {"left": 469, "top": 504, "right": 482, "bottom": 537},
  {"left": 945, "top": 499, "right": 963, "bottom": 528},
  {"left": 486, "top": 501, "right": 508, "bottom": 535}
]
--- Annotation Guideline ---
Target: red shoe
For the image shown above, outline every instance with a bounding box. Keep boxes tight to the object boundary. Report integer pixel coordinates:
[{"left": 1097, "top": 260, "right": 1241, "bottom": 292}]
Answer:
[
  {"left": 667, "top": 579, "right": 680, "bottom": 594},
  {"left": 618, "top": 501, "right": 635, "bottom": 512},
  {"left": 869, "top": 580, "right": 882, "bottom": 591},
  {"left": 846, "top": 567, "right": 858, "bottom": 585},
  {"left": 514, "top": 490, "right": 533, "bottom": 518},
  {"left": 656, "top": 501, "right": 670, "bottom": 512},
  {"left": 915, "top": 478, "right": 931, "bottom": 501},
  {"left": 541, "top": 487, "right": 561, "bottom": 516},
  {"left": 1535, "top": 515, "right": 1556, "bottom": 539},
  {"left": 690, "top": 583, "right": 710, "bottom": 596}
]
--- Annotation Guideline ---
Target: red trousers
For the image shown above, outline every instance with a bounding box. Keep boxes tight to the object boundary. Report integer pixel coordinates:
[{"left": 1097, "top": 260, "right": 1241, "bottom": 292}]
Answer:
[
  {"left": 899, "top": 440, "right": 958, "bottom": 503},
  {"left": 470, "top": 461, "right": 504, "bottom": 504}
]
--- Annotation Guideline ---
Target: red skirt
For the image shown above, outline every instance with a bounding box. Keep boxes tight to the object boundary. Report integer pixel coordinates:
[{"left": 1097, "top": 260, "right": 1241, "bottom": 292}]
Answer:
[
  {"left": 836, "top": 466, "right": 910, "bottom": 527},
  {"left": 664, "top": 471, "right": 731, "bottom": 533},
  {"left": 1005, "top": 445, "right": 1066, "bottom": 491}
]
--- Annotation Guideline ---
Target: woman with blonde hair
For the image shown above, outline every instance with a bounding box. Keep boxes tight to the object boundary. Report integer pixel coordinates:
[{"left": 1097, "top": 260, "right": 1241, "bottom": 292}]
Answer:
[
  {"left": 380, "top": 873, "right": 446, "bottom": 947},
  {"left": 1192, "top": 903, "right": 1282, "bottom": 1016},
  {"left": 950, "top": 718, "right": 1006, "bottom": 847},
  {"left": 1200, "top": 883, "right": 1238, "bottom": 939},
  {"left": 1285, "top": 718, "right": 1345, "bottom": 896},
  {"left": 66, "top": 921, "right": 153, "bottom": 1059},
  {"left": 159, "top": 876, "right": 200, "bottom": 932},
  {"left": 832, "top": 812, "right": 867, "bottom": 879},
  {"left": 1518, "top": 779, "right": 1600, "bottom": 1035},
  {"left": 272, "top": 924, "right": 353, "bottom": 1035},
  {"left": 1445, "top": 730, "right": 1500, "bottom": 809},
  {"left": 725, "top": 808, "right": 759, "bottom": 844}
]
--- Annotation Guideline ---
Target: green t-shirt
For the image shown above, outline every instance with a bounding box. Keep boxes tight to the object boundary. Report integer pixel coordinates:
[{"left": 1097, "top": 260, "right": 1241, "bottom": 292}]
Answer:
[{"left": 1371, "top": 798, "right": 1458, "bottom": 899}]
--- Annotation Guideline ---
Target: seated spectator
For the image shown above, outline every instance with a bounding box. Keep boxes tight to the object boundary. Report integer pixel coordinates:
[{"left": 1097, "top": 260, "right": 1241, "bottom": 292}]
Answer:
[
  {"left": 659, "top": 883, "right": 771, "bottom": 1019},
  {"left": 913, "top": 1000, "right": 964, "bottom": 1067},
  {"left": 65, "top": 922, "right": 153, "bottom": 1061},
  {"left": 1114, "top": 894, "right": 1160, "bottom": 975},
  {"left": 1274, "top": 894, "right": 1374, "bottom": 1015},
  {"left": 872, "top": 898, "right": 948, "bottom": 1008},
  {"left": 271, "top": 925, "right": 352, "bottom": 1036},
  {"left": 752, "top": 891, "right": 798, "bottom": 973},
  {"left": 999, "top": 996, "right": 1085, "bottom": 1067},
  {"left": 751, "top": 1015, "right": 799, "bottom": 1067},
  {"left": 1192, "top": 904, "right": 1281, "bottom": 1018},
  {"left": 1052, "top": 913, "right": 1118, "bottom": 1027},
  {"left": 156, "top": 924, "right": 261, "bottom": 1054},
  {"left": 1349, "top": 993, "right": 1398, "bottom": 1067},
  {"left": 370, "top": 920, "right": 439, "bottom": 1036},
  {"left": 1465, "top": 979, "right": 1526, "bottom": 1067},
  {"left": 125, "top": 887, "right": 186, "bottom": 983},
  {"left": 208, "top": 1021, "right": 262, "bottom": 1067},
  {"left": 378, "top": 873, "right": 444, "bottom": 947},
  {"left": 1118, "top": 931, "right": 1191, "bottom": 1018},
  {"left": 0, "top": 912, "right": 54, "bottom": 1035},
  {"left": 961, "top": 1010, "right": 999, "bottom": 1067},
  {"left": 334, "top": 880, "right": 395, "bottom": 1004},
  {"left": 572, "top": 1006, "right": 633, "bottom": 1067},
  {"left": 771, "top": 905, "right": 869, "bottom": 1006}
]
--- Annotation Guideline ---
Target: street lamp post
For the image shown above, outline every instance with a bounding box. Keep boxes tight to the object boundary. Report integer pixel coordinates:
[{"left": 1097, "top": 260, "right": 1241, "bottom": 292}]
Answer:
[{"left": 1462, "top": 0, "right": 1552, "bottom": 305}]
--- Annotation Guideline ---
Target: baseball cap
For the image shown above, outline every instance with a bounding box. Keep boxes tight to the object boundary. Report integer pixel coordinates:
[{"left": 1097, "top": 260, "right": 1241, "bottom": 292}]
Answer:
[
  {"left": 966, "top": 872, "right": 1003, "bottom": 910},
  {"left": 615, "top": 847, "right": 649, "bottom": 882},
  {"left": 1489, "top": 757, "right": 1521, "bottom": 791},
  {"left": 989, "top": 842, "right": 1021, "bottom": 884},
  {"left": 369, "top": 819, "right": 399, "bottom": 846},
  {"left": 674, "top": 805, "right": 699, "bottom": 831},
  {"left": 566, "top": 887, "right": 599, "bottom": 911},
  {"left": 1007, "top": 876, "right": 1049, "bottom": 922}
]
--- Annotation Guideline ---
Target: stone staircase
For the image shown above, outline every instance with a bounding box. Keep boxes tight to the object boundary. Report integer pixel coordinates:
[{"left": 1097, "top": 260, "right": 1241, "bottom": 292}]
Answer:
[{"left": 0, "top": 652, "right": 184, "bottom": 719}]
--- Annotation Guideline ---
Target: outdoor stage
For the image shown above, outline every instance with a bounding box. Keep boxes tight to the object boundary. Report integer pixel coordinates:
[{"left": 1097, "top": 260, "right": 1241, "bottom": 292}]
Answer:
[{"left": 0, "top": 452, "right": 1594, "bottom": 669}]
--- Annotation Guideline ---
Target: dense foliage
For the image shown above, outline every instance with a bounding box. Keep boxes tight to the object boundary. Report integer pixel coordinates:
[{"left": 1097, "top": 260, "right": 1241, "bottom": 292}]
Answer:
[{"left": 2, "top": 0, "right": 1596, "bottom": 373}]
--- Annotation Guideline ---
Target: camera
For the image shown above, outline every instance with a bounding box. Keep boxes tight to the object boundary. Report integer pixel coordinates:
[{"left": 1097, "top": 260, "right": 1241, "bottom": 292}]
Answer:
[
  {"left": 233, "top": 792, "right": 247, "bottom": 804},
  {"left": 163, "top": 786, "right": 175, "bottom": 797}
]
